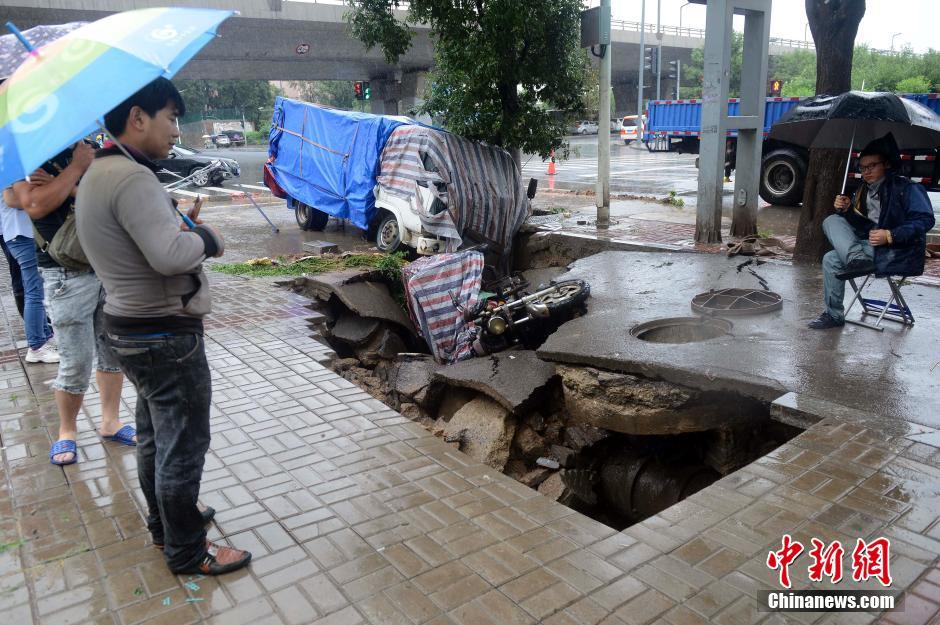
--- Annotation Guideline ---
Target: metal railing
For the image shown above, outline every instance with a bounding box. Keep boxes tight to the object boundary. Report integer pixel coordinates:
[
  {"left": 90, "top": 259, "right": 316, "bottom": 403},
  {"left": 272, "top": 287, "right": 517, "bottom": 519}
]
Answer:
[{"left": 611, "top": 19, "right": 816, "bottom": 50}]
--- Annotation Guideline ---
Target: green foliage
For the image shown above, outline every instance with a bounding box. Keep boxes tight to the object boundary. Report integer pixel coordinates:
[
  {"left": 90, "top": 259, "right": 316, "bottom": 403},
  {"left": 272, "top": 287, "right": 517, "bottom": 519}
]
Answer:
[
  {"left": 771, "top": 49, "right": 817, "bottom": 96},
  {"left": 345, "top": 0, "right": 588, "bottom": 158},
  {"left": 682, "top": 41, "right": 940, "bottom": 99},
  {"left": 176, "top": 80, "right": 277, "bottom": 128},
  {"left": 666, "top": 191, "right": 685, "bottom": 208},
  {"left": 683, "top": 33, "right": 744, "bottom": 97},
  {"left": 0, "top": 538, "right": 25, "bottom": 555},
  {"left": 780, "top": 77, "right": 816, "bottom": 97},
  {"left": 895, "top": 75, "right": 932, "bottom": 94},
  {"left": 244, "top": 130, "right": 268, "bottom": 145},
  {"left": 288, "top": 81, "right": 367, "bottom": 111},
  {"left": 212, "top": 253, "right": 407, "bottom": 278},
  {"left": 579, "top": 56, "right": 616, "bottom": 119}
]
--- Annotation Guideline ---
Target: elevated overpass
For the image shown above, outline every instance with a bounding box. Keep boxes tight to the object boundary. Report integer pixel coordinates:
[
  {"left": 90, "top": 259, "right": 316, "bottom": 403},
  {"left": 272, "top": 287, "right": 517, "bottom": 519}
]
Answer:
[{"left": 1, "top": 0, "right": 813, "bottom": 115}]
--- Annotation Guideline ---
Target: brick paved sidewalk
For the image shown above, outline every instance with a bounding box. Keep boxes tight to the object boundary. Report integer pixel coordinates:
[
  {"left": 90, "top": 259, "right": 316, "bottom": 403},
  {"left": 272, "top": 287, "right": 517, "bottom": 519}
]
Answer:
[{"left": 1, "top": 272, "right": 939, "bottom": 625}]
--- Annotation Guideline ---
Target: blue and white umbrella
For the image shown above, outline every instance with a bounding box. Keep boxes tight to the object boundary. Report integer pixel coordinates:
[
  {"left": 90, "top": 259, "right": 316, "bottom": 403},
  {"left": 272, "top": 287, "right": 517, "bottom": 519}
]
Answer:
[{"left": 0, "top": 7, "right": 235, "bottom": 188}]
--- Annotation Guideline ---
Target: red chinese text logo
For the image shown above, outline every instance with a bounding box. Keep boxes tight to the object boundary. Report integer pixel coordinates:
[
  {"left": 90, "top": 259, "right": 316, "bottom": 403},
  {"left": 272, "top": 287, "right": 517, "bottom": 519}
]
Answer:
[
  {"left": 851, "top": 537, "right": 892, "bottom": 587},
  {"left": 766, "top": 534, "right": 804, "bottom": 588},
  {"left": 766, "top": 536, "right": 891, "bottom": 588},
  {"left": 808, "top": 538, "right": 845, "bottom": 583}
]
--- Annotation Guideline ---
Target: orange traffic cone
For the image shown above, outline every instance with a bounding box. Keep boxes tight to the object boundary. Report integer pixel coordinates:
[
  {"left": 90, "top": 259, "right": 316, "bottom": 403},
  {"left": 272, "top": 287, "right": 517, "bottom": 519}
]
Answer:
[{"left": 547, "top": 150, "right": 556, "bottom": 175}]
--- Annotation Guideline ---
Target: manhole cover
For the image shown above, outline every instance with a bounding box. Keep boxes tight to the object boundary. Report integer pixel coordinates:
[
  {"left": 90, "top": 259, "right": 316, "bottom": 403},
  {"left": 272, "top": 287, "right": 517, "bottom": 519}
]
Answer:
[
  {"left": 691, "top": 288, "right": 782, "bottom": 316},
  {"left": 630, "top": 317, "right": 732, "bottom": 344}
]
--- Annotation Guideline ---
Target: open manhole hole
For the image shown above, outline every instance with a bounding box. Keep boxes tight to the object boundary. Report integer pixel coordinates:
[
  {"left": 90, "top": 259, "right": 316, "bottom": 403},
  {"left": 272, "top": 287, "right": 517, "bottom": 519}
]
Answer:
[
  {"left": 630, "top": 316, "right": 732, "bottom": 344},
  {"left": 691, "top": 288, "right": 782, "bottom": 316}
]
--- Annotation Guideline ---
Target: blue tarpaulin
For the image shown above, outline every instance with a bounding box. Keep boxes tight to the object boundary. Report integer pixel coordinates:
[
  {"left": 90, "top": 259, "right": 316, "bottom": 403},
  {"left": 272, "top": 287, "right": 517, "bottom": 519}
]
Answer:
[{"left": 267, "top": 97, "right": 411, "bottom": 229}]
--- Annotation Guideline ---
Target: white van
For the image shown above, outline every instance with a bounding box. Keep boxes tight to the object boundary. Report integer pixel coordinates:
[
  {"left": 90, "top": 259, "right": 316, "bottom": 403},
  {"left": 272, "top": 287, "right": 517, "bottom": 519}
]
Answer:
[{"left": 620, "top": 115, "right": 645, "bottom": 145}]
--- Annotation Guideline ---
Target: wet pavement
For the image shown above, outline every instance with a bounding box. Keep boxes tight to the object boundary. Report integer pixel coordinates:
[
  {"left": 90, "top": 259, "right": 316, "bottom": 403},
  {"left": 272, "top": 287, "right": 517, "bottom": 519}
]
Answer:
[
  {"left": 189, "top": 198, "right": 377, "bottom": 264},
  {"left": 1, "top": 254, "right": 940, "bottom": 624},
  {"left": 2, "top": 164, "right": 940, "bottom": 622},
  {"left": 538, "top": 251, "right": 940, "bottom": 432}
]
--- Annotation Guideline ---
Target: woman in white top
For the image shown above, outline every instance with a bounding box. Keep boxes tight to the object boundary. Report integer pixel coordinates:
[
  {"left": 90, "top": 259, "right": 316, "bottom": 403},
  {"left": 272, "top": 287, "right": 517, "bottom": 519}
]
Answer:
[{"left": 0, "top": 189, "right": 59, "bottom": 363}]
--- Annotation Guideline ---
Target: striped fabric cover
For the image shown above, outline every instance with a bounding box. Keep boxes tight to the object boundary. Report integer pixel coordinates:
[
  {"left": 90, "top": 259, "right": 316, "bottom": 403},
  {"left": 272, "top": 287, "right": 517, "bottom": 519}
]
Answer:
[
  {"left": 377, "top": 125, "right": 530, "bottom": 254},
  {"left": 402, "top": 250, "right": 484, "bottom": 363}
]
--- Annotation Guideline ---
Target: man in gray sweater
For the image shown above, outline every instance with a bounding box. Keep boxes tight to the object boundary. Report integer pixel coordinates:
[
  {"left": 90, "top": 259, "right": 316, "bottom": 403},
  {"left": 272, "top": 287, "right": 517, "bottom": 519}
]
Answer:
[{"left": 76, "top": 78, "right": 250, "bottom": 576}]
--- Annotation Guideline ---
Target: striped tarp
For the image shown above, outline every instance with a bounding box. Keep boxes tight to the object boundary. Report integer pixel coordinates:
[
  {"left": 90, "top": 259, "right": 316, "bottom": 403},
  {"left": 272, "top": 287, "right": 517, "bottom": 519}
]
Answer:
[
  {"left": 402, "top": 250, "right": 484, "bottom": 363},
  {"left": 377, "top": 125, "right": 530, "bottom": 254}
]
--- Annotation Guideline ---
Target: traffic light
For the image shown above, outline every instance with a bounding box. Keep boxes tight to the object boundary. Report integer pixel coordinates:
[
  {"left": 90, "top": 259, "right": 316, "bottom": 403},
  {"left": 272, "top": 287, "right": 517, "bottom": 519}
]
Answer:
[
  {"left": 643, "top": 47, "right": 658, "bottom": 74},
  {"left": 768, "top": 78, "right": 783, "bottom": 96},
  {"left": 666, "top": 59, "right": 678, "bottom": 80},
  {"left": 354, "top": 81, "right": 363, "bottom": 100},
  {"left": 363, "top": 82, "right": 371, "bottom": 100}
]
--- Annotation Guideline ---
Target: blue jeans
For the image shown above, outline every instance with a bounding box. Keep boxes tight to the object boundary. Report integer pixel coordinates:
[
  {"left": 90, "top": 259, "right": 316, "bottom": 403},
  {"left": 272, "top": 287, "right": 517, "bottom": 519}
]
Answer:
[
  {"left": 40, "top": 268, "right": 121, "bottom": 394},
  {"left": 1, "top": 237, "right": 24, "bottom": 312},
  {"left": 6, "top": 236, "right": 52, "bottom": 349},
  {"left": 105, "top": 332, "right": 211, "bottom": 571},
  {"left": 822, "top": 214, "right": 874, "bottom": 322}
]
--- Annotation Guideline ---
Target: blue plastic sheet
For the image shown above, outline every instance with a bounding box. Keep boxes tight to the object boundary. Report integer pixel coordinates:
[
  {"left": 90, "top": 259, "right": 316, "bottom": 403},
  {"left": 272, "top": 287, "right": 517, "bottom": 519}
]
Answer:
[{"left": 267, "top": 97, "right": 409, "bottom": 229}]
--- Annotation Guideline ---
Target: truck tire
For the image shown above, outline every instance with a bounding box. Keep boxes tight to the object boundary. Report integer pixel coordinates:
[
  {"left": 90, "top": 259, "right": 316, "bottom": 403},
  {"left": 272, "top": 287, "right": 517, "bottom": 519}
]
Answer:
[
  {"left": 375, "top": 212, "right": 403, "bottom": 254},
  {"left": 760, "top": 149, "right": 806, "bottom": 206},
  {"left": 295, "top": 202, "right": 329, "bottom": 231}
]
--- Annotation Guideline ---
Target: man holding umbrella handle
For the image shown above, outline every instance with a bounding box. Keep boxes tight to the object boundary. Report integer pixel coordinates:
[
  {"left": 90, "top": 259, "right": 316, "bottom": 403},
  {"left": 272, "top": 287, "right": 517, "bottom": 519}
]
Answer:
[
  {"left": 76, "top": 77, "right": 251, "bottom": 576},
  {"left": 809, "top": 136, "right": 935, "bottom": 329}
]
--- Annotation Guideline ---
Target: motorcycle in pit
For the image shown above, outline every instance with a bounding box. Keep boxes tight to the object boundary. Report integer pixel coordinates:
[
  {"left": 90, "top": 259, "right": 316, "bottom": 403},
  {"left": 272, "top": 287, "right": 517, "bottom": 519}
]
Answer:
[{"left": 458, "top": 272, "right": 591, "bottom": 356}]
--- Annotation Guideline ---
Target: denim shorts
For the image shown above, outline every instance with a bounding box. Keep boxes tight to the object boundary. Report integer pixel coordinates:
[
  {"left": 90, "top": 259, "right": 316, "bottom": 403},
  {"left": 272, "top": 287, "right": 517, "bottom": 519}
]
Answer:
[{"left": 40, "top": 267, "right": 121, "bottom": 395}]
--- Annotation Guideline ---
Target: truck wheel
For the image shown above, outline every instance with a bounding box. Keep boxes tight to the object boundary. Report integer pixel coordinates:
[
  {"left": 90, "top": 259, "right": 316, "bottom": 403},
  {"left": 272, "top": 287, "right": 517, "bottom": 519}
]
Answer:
[
  {"left": 295, "top": 203, "right": 329, "bottom": 231},
  {"left": 760, "top": 149, "right": 806, "bottom": 206},
  {"left": 376, "top": 213, "right": 402, "bottom": 253}
]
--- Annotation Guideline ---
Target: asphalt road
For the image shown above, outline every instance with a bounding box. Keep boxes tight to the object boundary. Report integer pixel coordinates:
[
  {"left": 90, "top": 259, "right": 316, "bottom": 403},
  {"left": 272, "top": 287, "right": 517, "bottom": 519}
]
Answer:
[
  {"left": 171, "top": 137, "right": 939, "bottom": 239},
  {"left": 524, "top": 135, "right": 940, "bottom": 229},
  {"left": 166, "top": 144, "right": 270, "bottom": 203}
]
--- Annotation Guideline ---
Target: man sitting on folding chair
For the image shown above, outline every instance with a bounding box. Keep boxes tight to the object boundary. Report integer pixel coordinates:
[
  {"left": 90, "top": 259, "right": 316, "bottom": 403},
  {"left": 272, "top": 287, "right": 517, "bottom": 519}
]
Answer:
[{"left": 808, "top": 135, "right": 935, "bottom": 330}]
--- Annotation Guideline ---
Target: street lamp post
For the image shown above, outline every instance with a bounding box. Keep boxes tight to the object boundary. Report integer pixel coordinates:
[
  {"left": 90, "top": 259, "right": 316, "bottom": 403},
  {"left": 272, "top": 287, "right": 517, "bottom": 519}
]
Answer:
[
  {"left": 890, "top": 32, "right": 902, "bottom": 51},
  {"left": 655, "top": 0, "right": 662, "bottom": 101},
  {"left": 636, "top": 0, "right": 646, "bottom": 116},
  {"left": 678, "top": 2, "right": 691, "bottom": 100}
]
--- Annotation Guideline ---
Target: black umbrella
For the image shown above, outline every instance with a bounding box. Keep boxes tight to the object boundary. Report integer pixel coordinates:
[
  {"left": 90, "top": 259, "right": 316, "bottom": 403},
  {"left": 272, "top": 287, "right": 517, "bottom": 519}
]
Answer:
[{"left": 767, "top": 91, "right": 940, "bottom": 192}]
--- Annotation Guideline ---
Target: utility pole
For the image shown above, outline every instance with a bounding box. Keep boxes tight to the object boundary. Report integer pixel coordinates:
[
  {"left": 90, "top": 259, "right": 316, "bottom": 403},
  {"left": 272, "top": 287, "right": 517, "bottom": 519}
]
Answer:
[
  {"left": 636, "top": 0, "right": 645, "bottom": 116},
  {"left": 597, "top": 0, "right": 612, "bottom": 229},
  {"left": 656, "top": 0, "right": 662, "bottom": 101}
]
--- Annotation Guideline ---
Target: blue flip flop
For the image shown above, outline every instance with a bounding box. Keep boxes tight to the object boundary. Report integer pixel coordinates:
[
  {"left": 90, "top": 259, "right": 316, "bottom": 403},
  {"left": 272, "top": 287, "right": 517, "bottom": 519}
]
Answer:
[
  {"left": 49, "top": 439, "right": 78, "bottom": 466},
  {"left": 101, "top": 424, "right": 137, "bottom": 447}
]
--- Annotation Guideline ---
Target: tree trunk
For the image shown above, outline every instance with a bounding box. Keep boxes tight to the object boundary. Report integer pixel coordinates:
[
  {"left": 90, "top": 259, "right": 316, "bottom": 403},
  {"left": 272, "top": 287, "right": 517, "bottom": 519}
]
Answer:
[
  {"left": 792, "top": 0, "right": 865, "bottom": 263},
  {"left": 510, "top": 147, "right": 522, "bottom": 174}
]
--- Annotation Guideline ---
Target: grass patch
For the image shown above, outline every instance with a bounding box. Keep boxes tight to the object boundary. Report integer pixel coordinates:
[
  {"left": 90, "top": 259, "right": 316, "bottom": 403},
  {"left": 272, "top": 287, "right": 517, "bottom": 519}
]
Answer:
[{"left": 212, "top": 252, "right": 408, "bottom": 279}]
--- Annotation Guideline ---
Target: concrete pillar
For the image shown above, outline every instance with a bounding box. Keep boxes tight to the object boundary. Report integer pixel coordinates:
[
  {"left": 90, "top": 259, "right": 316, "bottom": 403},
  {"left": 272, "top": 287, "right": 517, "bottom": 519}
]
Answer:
[
  {"left": 695, "top": 0, "right": 771, "bottom": 244},
  {"left": 612, "top": 79, "right": 639, "bottom": 116},
  {"left": 731, "top": 4, "right": 771, "bottom": 237},
  {"left": 368, "top": 70, "right": 429, "bottom": 119},
  {"left": 400, "top": 70, "right": 429, "bottom": 117},
  {"left": 368, "top": 78, "right": 400, "bottom": 115}
]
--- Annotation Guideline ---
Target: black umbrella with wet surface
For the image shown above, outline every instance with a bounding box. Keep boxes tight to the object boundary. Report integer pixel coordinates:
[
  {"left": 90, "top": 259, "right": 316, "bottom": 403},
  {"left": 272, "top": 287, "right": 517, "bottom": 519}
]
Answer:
[{"left": 768, "top": 91, "right": 940, "bottom": 191}]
